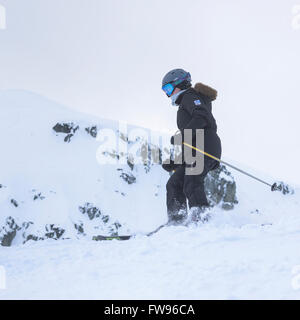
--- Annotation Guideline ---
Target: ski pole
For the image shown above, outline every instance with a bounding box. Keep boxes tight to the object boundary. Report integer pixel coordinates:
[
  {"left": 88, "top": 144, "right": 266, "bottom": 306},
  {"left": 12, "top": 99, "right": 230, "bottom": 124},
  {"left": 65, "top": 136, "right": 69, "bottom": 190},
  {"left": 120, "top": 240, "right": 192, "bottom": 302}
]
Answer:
[{"left": 183, "top": 142, "right": 286, "bottom": 193}]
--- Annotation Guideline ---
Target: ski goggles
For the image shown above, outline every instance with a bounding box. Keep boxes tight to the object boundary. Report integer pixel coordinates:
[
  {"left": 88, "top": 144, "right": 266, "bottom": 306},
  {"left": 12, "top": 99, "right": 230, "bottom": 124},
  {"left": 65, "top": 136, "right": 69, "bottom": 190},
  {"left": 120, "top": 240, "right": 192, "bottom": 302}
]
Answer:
[
  {"left": 162, "top": 75, "right": 190, "bottom": 97},
  {"left": 162, "top": 83, "right": 176, "bottom": 97}
]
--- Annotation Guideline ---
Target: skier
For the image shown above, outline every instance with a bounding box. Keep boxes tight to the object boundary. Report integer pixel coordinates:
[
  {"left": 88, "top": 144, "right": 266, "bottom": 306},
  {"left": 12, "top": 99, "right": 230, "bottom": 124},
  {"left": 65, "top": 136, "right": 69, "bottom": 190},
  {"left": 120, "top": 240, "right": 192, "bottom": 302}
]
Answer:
[{"left": 161, "top": 68, "right": 222, "bottom": 224}]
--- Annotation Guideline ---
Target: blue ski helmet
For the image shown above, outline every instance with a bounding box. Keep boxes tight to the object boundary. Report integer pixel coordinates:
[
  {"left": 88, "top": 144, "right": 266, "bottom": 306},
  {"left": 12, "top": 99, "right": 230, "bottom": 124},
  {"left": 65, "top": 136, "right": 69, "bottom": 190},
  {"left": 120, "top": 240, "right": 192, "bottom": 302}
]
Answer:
[{"left": 162, "top": 68, "right": 191, "bottom": 90}]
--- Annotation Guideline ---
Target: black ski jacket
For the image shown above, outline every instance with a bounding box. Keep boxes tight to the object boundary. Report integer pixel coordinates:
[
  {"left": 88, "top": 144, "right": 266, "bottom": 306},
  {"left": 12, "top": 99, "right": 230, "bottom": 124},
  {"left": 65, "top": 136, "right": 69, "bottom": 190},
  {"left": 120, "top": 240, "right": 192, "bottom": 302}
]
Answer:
[{"left": 174, "top": 83, "right": 222, "bottom": 166}]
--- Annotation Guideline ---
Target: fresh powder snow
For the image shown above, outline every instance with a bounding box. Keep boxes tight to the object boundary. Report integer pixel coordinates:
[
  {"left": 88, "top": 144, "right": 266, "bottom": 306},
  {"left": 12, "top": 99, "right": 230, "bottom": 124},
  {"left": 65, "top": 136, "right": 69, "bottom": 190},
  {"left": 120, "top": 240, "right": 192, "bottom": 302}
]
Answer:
[{"left": 0, "top": 90, "right": 299, "bottom": 299}]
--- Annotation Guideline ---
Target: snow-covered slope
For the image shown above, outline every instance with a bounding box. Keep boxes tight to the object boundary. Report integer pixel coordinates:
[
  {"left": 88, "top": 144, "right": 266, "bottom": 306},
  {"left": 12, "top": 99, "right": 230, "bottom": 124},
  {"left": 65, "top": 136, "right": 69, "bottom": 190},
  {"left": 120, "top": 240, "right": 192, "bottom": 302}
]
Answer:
[
  {"left": 0, "top": 90, "right": 170, "bottom": 244},
  {"left": 0, "top": 90, "right": 299, "bottom": 299},
  {"left": 0, "top": 90, "right": 237, "bottom": 246}
]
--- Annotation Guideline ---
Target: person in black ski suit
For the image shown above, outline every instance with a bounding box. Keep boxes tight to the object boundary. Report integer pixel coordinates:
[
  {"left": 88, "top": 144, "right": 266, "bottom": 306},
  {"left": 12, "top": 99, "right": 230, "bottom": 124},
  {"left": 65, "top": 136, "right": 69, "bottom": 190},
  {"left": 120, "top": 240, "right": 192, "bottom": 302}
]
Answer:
[{"left": 161, "top": 69, "right": 222, "bottom": 224}]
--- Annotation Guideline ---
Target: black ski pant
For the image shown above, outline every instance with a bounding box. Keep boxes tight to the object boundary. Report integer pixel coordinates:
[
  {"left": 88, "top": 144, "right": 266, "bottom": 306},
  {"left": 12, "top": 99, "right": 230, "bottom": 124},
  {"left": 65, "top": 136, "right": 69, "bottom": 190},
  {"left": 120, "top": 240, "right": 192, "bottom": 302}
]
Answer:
[{"left": 166, "top": 157, "right": 218, "bottom": 222}]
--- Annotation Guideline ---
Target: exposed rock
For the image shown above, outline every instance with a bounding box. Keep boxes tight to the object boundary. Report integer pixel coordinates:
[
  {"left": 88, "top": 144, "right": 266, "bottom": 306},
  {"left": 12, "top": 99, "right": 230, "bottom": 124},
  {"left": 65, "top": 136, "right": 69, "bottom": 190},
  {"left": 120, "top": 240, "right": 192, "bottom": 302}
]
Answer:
[
  {"left": 0, "top": 216, "right": 68, "bottom": 246},
  {"left": 64, "top": 134, "right": 74, "bottom": 143},
  {"left": 250, "top": 209, "right": 261, "bottom": 215},
  {"left": 0, "top": 217, "right": 21, "bottom": 246},
  {"left": 33, "top": 192, "right": 45, "bottom": 201},
  {"left": 115, "top": 190, "right": 126, "bottom": 196},
  {"left": 11, "top": 199, "right": 18, "bottom": 207},
  {"left": 85, "top": 126, "right": 98, "bottom": 138},
  {"left": 23, "top": 224, "right": 65, "bottom": 243},
  {"left": 53, "top": 122, "right": 76, "bottom": 134},
  {"left": 119, "top": 171, "right": 136, "bottom": 185},
  {"left": 21, "top": 221, "right": 34, "bottom": 241},
  {"left": 2, "top": 230, "right": 16, "bottom": 247},
  {"left": 101, "top": 214, "right": 110, "bottom": 224},
  {"left": 79, "top": 202, "right": 102, "bottom": 220},
  {"left": 45, "top": 224, "right": 65, "bottom": 239},
  {"left": 204, "top": 164, "right": 238, "bottom": 210},
  {"left": 74, "top": 222, "right": 85, "bottom": 235},
  {"left": 109, "top": 222, "right": 122, "bottom": 236},
  {"left": 23, "top": 222, "right": 65, "bottom": 243},
  {"left": 25, "top": 234, "right": 40, "bottom": 242},
  {"left": 52, "top": 122, "right": 79, "bottom": 143},
  {"left": 127, "top": 157, "right": 134, "bottom": 171},
  {"left": 78, "top": 203, "right": 122, "bottom": 236}
]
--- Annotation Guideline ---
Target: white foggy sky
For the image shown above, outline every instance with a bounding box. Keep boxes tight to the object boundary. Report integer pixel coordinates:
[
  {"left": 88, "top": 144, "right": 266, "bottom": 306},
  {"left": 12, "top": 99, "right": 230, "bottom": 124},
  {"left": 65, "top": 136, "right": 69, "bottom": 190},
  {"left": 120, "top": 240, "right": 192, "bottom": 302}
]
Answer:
[{"left": 0, "top": 0, "right": 300, "bottom": 184}]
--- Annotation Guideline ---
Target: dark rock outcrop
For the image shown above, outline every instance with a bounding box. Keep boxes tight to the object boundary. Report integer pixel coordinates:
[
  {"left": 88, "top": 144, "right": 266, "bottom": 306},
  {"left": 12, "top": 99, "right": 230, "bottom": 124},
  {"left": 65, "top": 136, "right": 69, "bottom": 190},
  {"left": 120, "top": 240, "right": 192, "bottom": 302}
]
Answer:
[
  {"left": 74, "top": 222, "right": 85, "bottom": 235},
  {"left": 0, "top": 217, "right": 20, "bottom": 246},
  {"left": 10, "top": 199, "right": 18, "bottom": 207},
  {"left": 118, "top": 170, "right": 136, "bottom": 185},
  {"left": 33, "top": 192, "right": 45, "bottom": 201},
  {"left": 79, "top": 202, "right": 102, "bottom": 220},
  {"left": 78, "top": 202, "right": 121, "bottom": 236},
  {"left": 205, "top": 164, "right": 238, "bottom": 210},
  {"left": 44, "top": 224, "right": 65, "bottom": 239},
  {"left": 52, "top": 122, "right": 79, "bottom": 143},
  {"left": 85, "top": 126, "right": 98, "bottom": 138}
]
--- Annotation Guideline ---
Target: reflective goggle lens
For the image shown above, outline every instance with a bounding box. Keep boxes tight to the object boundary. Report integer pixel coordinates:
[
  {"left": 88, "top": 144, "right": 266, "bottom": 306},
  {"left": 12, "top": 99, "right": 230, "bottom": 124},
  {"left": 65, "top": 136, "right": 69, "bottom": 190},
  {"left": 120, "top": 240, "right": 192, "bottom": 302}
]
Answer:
[{"left": 162, "top": 83, "right": 175, "bottom": 97}]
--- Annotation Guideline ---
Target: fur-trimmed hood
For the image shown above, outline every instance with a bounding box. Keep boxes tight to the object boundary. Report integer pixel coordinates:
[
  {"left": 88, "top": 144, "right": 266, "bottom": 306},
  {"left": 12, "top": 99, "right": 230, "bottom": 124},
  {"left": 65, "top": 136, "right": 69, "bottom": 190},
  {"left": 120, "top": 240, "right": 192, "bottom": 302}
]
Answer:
[{"left": 194, "top": 83, "right": 218, "bottom": 101}]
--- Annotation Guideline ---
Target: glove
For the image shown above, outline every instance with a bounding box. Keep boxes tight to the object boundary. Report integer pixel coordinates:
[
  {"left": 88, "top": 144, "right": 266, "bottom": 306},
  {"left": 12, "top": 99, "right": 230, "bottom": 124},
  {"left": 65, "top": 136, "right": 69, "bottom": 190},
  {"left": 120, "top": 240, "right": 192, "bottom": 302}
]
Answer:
[{"left": 162, "top": 159, "right": 181, "bottom": 172}]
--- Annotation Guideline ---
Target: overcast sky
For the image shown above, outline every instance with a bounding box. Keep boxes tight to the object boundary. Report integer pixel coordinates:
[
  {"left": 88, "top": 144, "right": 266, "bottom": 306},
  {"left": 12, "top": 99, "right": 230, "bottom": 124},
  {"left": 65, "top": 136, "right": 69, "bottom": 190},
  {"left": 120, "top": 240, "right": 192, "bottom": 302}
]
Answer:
[{"left": 0, "top": 0, "right": 300, "bottom": 184}]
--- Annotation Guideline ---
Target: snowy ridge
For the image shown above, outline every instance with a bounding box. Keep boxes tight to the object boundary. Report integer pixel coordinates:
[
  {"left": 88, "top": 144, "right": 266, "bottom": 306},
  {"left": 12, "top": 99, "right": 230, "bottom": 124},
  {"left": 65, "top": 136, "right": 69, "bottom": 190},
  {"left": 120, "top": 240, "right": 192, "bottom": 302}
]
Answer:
[
  {"left": 0, "top": 90, "right": 299, "bottom": 299},
  {"left": 0, "top": 90, "right": 237, "bottom": 245},
  {"left": 0, "top": 90, "right": 169, "bottom": 240}
]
